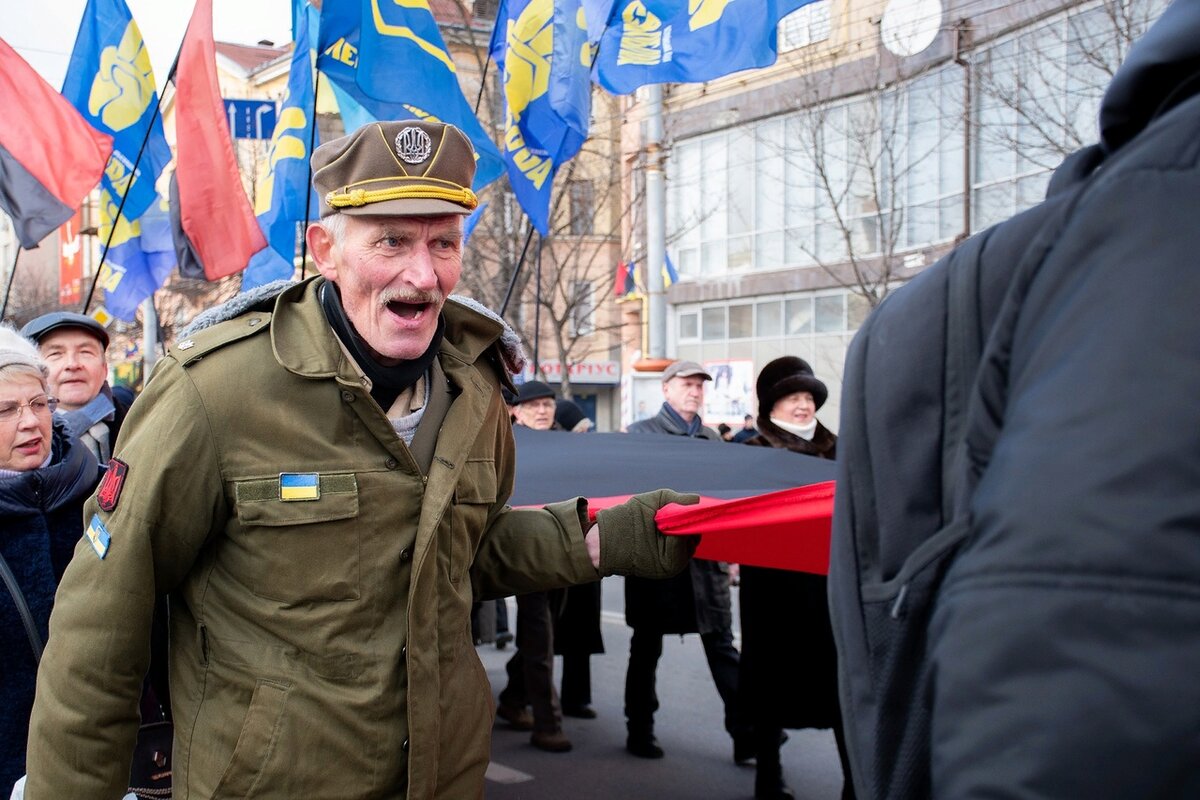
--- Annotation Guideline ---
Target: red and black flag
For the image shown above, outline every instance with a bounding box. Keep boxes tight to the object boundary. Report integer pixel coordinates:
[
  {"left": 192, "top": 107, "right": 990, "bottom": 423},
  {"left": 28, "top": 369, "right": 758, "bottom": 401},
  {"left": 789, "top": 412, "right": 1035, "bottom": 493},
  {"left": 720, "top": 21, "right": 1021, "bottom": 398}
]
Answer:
[
  {"left": 0, "top": 37, "right": 112, "bottom": 249},
  {"left": 511, "top": 427, "right": 838, "bottom": 574}
]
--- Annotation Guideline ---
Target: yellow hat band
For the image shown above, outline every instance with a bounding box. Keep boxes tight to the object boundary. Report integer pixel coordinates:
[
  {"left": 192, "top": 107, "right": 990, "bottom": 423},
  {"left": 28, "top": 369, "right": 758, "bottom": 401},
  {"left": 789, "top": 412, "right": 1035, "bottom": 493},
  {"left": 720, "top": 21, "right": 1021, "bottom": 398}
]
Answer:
[{"left": 325, "top": 178, "right": 478, "bottom": 211}]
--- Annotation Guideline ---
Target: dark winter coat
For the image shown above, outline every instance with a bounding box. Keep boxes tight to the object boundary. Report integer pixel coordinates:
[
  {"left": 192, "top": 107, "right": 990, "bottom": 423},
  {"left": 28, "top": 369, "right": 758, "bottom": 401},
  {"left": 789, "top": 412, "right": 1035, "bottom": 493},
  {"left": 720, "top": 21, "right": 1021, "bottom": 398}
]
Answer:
[
  {"left": 625, "top": 405, "right": 732, "bottom": 634},
  {"left": 739, "top": 419, "right": 839, "bottom": 729},
  {"left": 830, "top": 3, "right": 1200, "bottom": 795},
  {"left": 0, "top": 420, "right": 99, "bottom": 793}
]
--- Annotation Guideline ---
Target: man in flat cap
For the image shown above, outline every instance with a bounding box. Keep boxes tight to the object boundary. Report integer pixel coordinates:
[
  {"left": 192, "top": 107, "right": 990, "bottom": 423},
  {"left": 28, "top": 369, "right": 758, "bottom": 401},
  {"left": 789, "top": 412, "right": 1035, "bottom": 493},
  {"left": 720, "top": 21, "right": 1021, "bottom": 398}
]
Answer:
[
  {"left": 20, "top": 311, "right": 133, "bottom": 464},
  {"left": 622, "top": 360, "right": 751, "bottom": 762},
  {"left": 494, "top": 380, "right": 572, "bottom": 752},
  {"left": 26, "top": 121, "right": 696, "bottom": 799}
]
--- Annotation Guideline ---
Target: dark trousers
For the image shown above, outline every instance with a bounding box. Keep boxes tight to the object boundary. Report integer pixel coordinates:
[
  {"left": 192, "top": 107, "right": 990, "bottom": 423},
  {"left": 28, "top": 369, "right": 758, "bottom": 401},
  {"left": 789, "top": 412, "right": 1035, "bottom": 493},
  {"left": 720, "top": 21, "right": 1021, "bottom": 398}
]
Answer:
[
  {"left": 561, "top": 654, "right": 591, "bottom": 709},
  {"left": 624, "top": 626, "right": 747, "bottom": 738},
  {"left": 498, "top": 592, "right": 561, "bottom": 733}
]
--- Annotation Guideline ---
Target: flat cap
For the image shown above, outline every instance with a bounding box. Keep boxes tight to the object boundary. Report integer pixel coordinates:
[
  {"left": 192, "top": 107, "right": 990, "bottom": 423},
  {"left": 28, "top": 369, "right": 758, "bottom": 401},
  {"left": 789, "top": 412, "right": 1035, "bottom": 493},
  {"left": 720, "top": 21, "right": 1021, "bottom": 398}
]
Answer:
[
  {"left": 21, "top": 311, "right": 109, "bottom": 348},
  {"left": 312, "top": 120, "right": 479, "bottom": 218},
  {"left": 514, "top": 380, "right": 555, "bottom": 405},
  {"left": 661, "top": 359, "right": 712, "bottom": 383}
]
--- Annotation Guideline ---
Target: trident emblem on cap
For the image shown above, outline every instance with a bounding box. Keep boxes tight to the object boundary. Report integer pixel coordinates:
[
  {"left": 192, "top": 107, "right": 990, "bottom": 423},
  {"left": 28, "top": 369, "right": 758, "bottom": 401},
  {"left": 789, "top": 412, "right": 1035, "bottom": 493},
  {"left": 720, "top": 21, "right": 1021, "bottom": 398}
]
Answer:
[{"left": 395, "top": 127, "right": 433, "bottom": 164}]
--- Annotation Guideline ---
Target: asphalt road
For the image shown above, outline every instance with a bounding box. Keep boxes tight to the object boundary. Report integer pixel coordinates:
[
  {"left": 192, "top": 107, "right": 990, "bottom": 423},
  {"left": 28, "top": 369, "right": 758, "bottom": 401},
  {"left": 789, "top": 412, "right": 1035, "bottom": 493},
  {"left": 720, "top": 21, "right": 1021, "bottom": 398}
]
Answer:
[{"left": 480, "top": 577, "right": 847, "bottom": 800}]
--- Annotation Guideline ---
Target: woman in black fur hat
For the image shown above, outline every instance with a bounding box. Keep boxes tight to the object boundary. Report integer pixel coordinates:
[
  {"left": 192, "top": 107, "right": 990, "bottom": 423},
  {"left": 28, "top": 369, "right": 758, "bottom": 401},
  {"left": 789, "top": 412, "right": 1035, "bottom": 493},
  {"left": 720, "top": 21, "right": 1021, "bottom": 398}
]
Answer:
[{"left": 739, "top": 357, "right": 852, "bottom": 800}]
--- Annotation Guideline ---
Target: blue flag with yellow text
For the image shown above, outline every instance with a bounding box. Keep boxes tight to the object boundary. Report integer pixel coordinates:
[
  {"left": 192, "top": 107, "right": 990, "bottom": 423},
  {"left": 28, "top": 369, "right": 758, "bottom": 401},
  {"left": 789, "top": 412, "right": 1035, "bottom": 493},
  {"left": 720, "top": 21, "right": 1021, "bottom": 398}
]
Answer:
[
  {"left": 593, "top": 0, "right": 813, "bottom": 95},
  {"left": 244, "top": 0, "right": 319, "bottom": 291},
  {"left": 318, "top": 0, "right": 503, "bottom": 190},
  {"left": 95, "top": 188, "right": 175, "bottom": 320},
  {"left": 61, "top": 0, "right": 171, "bottom": 224},
  {"left": 490, "top": 0, "right": 596, "bottom": 234}
]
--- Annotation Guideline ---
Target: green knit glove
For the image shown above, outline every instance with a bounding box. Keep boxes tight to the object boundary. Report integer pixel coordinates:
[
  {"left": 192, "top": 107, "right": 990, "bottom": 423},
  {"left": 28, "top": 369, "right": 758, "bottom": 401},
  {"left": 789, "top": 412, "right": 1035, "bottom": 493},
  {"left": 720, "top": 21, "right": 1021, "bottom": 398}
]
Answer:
[{"left": 596, "top": 490, "right": 701, "bottom": 578}]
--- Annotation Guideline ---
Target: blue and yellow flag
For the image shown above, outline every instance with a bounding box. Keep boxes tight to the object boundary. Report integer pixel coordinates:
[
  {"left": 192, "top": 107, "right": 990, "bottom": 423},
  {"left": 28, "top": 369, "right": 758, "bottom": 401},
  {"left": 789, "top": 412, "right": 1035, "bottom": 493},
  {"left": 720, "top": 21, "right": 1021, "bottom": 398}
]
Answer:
[
  {"left": 61, "top": 0, "right": 171, "bottom": 224},
  {"left": 318, "top": 0, "right": 503, "bottom": 190},
  {"left": 592, "top": 0, "right": 814, "bottom": 95},
  {"left": 490, "top": 0, "right": 596, "bottom": 234},
  {"left": 95, "top": 187, "right": 175, "bottom": 320},
  {"left": 244, "top": 0, "right": 319, "bottom": 291},
  {"left": 663, "top": 251, "right": 679, "bottom": 287},
  {"left": 61, "top": 0, "right": 174, "bottom": 317}
]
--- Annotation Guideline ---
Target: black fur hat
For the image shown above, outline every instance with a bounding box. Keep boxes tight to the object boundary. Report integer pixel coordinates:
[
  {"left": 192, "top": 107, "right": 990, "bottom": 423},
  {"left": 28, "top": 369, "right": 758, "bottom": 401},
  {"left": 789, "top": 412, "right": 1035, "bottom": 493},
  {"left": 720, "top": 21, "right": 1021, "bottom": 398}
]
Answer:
[{"left": 755, "top": 356, "right": 828, "bottom": 415}]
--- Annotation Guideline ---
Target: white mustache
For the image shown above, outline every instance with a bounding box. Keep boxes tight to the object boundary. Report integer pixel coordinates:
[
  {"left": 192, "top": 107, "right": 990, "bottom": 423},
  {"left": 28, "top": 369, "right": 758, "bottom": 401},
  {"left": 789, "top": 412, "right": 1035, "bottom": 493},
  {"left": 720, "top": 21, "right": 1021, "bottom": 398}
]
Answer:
[{"left": 382, "top": 289, "right": 443, "bottom": 306}]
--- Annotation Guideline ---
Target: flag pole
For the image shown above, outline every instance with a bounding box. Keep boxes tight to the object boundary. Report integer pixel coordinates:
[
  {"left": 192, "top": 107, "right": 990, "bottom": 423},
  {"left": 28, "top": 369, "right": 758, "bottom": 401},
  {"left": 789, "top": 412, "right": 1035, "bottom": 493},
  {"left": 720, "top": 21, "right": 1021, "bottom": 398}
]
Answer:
[
  {"left": 81, "top": 50, "right": 181, "bottom": 316},
  {"left": 499, "top": 222, "right": 536, "bottom": 317},
  {"left": 532, "top": 233, "right": 542, "bottom": 373},
  {"left": 300, "top": 66, "right": 321, "bottom": 279},
  {"left": 473, "top": 6, "right": 498, "bottom": 115},
  {"left": 0, "top": 248, "right": 20, "bottom": 319}
]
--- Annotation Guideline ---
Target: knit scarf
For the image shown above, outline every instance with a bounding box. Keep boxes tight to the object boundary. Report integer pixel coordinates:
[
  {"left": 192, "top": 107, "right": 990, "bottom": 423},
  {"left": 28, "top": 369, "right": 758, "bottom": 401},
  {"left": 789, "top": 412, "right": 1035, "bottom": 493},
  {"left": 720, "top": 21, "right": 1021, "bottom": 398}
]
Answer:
[
  {"left": 661, "top": 402, "right": 703, "bottom": 437},
  {"left": 320, "top": 282, "right": 443, "bottom": 410}
]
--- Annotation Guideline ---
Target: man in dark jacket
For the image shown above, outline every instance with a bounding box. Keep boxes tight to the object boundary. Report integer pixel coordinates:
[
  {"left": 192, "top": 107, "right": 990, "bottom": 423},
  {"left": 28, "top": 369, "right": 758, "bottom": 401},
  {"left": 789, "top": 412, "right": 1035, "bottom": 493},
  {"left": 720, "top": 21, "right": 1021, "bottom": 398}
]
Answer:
[
  {"left": 496, "top": 380, "right": 573, "bottom": 752},
  {"left": 624, "top": 360, "right": 750, "bottom": 761},
  {"left": 830, "top": 2, "right": 1200, "bottom": 796}
]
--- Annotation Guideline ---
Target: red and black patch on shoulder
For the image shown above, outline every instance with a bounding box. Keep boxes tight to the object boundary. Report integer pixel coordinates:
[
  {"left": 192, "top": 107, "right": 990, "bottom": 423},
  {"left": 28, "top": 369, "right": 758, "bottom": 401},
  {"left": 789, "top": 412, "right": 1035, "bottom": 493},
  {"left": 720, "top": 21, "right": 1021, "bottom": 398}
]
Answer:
[{"left": 97, "top": 458, "right": 129, "bottom": 512}]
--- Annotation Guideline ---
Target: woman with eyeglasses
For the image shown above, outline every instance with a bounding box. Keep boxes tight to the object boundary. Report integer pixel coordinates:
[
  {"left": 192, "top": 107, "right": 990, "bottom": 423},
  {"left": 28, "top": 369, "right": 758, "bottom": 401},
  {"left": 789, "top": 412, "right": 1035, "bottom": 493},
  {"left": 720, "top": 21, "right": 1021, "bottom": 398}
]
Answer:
[{"left": 0, "top": 323, "right": 99, "bottom": 795}]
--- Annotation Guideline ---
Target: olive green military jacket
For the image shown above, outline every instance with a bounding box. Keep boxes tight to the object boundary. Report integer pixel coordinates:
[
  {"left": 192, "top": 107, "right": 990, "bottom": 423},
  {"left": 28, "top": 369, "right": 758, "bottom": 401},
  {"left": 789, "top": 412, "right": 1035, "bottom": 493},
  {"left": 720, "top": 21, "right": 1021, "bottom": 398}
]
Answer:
[{"left": 26, "top": 279, "right": 599, "bottom": 799}]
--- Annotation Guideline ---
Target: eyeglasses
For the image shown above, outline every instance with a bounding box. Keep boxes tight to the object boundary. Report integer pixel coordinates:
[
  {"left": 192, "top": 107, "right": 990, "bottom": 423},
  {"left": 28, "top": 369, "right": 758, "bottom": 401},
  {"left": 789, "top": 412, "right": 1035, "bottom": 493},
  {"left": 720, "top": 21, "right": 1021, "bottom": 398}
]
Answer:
[{"left": 0, "top": 395, "right": 59, "bottom": 422}]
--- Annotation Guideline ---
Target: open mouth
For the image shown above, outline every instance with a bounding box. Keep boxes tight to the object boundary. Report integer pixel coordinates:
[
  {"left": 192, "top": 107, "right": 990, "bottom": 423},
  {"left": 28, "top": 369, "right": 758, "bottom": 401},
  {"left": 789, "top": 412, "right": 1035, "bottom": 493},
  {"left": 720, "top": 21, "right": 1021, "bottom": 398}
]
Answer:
[{"left": 387, "top": 300, "right": 430, "bottom": 320}]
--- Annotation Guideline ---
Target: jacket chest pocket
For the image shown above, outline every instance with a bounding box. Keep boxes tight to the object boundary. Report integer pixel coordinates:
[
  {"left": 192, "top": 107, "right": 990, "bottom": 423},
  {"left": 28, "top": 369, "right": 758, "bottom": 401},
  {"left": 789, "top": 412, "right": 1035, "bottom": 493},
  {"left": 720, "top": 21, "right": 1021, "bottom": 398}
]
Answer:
[{"left": 232, "top": 474, "right": 360, "bottom": 604}]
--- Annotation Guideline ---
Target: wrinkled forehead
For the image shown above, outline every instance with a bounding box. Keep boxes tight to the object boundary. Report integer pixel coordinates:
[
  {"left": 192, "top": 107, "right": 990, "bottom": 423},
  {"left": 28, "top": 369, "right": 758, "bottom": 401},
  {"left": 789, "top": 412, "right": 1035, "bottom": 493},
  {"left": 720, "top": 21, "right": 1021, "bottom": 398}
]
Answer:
[
  {"left": 349, "top": 212, "right": 464, "bottom": 234},
  {"left": 38, "top": 327, "right": 106, "bottom": 351}
]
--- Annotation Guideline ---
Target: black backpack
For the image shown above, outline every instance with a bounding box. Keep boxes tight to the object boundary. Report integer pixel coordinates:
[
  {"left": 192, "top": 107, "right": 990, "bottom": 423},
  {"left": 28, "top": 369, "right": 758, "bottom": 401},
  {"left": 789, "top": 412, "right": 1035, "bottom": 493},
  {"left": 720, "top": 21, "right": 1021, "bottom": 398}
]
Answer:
[
  {"left": 825, "top": 199, "right": 1068, "bottom": 798},
  {"left": 828, "top": 31, "right": 1200, "bottom": 796}
]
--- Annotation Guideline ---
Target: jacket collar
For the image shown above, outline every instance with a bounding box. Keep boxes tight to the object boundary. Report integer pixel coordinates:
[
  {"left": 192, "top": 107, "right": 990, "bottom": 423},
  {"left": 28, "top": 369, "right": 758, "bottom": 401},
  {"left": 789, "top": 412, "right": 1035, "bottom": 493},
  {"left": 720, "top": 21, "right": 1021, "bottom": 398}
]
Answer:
[{"left": 269, "top": 277, "right": 514, "bottom": 387}]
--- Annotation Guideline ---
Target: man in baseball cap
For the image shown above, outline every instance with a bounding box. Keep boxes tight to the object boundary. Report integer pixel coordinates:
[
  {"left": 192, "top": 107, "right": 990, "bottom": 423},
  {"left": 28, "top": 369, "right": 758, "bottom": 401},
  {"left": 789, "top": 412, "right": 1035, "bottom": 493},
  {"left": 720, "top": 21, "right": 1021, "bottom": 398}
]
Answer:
[
  {"left": 27, "top": 120, "right": 700, "bottom": 800},
  {"left": 20, "top": 311, "right": 130, "bottom": 463}
]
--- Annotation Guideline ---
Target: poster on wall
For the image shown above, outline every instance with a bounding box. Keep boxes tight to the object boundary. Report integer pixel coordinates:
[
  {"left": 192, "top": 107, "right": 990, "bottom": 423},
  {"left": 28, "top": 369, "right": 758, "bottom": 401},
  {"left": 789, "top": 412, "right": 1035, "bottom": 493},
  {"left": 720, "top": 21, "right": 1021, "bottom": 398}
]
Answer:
[
  {"left": 627, "top": 373, "right": 666, "bottom": 427},
  {"left": 703, "top": 359, "right": 756, "bottom": 425}
]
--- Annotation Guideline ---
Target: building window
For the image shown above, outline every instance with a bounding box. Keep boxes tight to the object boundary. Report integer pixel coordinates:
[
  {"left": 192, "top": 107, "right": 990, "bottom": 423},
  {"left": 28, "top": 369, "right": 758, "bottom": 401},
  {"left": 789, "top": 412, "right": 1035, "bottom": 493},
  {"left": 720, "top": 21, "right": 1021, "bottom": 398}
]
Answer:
[
  {"left": 779, "top": 0, "right": 831, "bottom": 51},
  {"left": 755, "top": 300, "right": 782, "bottom": 337},
  {"left": 970, "top": 1, "right": 1167, "bottom": 231},
  {"left": 679, "top": 312, "right": 699, "bottom": 341},
  {"left": 568, "top": 180, "right": 594, "bottom": 236},
  {"left": 702, "top": 307, "right": 726, "bottom": 341},
  {"left": 570, "top": 280, "right": 595, "bottom": 337},
  {"left": 729, "top": 304, "right": 753, "bottom": 339},
  {"left": 472, "top": 0, "right": 499, "bottom": 20}
]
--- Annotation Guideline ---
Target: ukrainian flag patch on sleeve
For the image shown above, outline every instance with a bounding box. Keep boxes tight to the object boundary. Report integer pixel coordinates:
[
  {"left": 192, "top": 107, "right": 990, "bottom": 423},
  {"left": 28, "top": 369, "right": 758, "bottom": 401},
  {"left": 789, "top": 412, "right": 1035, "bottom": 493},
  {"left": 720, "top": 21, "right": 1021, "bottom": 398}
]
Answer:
[
  {"left": 279, "top": 473, "right": 320, "bottom": 501},
  {"left": 86, "top": 514, "right": 112, "bottom": 559}
]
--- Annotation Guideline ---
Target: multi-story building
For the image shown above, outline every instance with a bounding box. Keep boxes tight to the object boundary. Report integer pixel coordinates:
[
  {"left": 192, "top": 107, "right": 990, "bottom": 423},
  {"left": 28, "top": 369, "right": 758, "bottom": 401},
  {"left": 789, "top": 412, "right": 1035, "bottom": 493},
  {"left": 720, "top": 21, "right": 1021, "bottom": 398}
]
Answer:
[{"left": 617, "top": 0, "right": 1167, "bottom": 430}]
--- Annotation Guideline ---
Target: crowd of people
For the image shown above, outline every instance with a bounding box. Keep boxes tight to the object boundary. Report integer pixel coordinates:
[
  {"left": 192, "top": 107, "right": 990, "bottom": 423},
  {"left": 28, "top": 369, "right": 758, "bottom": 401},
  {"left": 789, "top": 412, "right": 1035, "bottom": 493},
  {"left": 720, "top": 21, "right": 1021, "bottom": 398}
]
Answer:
[{"left": 4, "top": 8, "right": 1197, "bottom": 792}]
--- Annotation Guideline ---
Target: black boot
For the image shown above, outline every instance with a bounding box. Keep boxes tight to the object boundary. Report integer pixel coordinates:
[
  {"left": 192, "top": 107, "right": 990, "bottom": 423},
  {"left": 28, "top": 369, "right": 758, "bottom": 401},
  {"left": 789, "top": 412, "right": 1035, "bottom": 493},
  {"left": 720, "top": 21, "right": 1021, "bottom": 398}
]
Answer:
[
  {"left": 754, "top": 765, "right": 794, "bottom": 799},
  {"left": 753, "top": 734, "right": 793, "bottom": 799},
  {"left": 626, "top": 723, "right": 664, "bottom": 758}
]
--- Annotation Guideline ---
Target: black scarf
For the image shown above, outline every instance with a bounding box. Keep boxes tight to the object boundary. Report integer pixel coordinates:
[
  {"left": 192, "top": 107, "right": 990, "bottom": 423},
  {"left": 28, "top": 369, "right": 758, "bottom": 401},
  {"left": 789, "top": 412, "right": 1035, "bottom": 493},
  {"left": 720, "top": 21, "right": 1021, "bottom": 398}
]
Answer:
[{"left": 320, "top": 282, "right": 444, "bottom": 411}]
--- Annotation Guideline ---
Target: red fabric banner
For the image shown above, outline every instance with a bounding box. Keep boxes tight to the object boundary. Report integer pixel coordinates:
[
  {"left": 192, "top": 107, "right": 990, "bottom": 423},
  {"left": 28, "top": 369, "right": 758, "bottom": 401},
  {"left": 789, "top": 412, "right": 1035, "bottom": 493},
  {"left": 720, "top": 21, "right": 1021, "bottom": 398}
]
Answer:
[
  {"left": 174, "top": 0, "right": 266, "bottom": 279},
  {"left": 582, "top": 481, "right": 836, "bottom": 575},
  {"left": 0, "top": 37, "right": 112, "bottom": 249}
]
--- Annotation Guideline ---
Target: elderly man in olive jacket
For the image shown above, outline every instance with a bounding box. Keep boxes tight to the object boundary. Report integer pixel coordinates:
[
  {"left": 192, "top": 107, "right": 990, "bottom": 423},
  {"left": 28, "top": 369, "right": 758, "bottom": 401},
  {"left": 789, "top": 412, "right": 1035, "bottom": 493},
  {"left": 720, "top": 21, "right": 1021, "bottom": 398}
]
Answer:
[{"left": 24, "top": 121, "right": 694, "bottom": 800}]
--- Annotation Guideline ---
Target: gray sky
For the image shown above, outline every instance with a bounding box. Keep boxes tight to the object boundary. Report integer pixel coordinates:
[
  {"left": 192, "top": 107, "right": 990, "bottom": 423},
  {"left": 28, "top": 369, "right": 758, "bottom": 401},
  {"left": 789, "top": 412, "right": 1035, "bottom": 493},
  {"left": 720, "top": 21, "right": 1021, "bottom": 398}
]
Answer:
[{"left": 2, "top": 0, "right": 293, "bottom": 89}]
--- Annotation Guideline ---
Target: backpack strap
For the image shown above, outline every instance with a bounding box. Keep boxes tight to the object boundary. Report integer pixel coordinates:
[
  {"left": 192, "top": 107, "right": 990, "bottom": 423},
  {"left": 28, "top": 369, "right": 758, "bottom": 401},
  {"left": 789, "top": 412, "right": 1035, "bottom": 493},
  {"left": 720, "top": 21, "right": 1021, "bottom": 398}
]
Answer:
[
  {"left": 0, "top": 549, "right": 44, "bottom": 663},
  {"left": 942, "top": 243, "right": 985, "bottom": 522}
]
